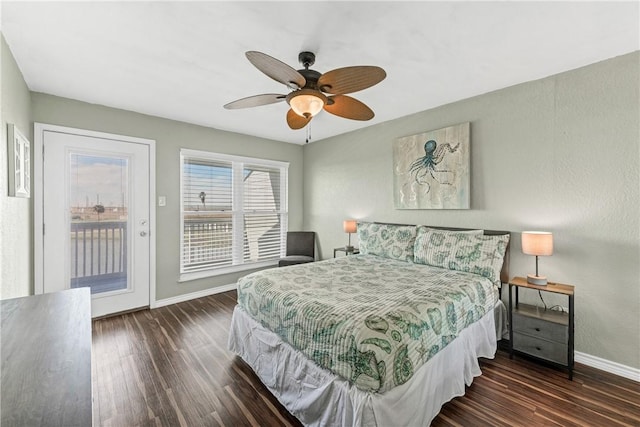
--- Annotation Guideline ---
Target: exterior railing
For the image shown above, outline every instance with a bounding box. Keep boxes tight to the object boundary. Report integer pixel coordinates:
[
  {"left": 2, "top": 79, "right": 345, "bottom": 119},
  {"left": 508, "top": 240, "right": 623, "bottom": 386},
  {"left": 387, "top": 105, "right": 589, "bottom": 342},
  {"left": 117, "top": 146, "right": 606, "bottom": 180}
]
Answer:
[
  {"left": 182, "top": 218, "right": 233, "bottom": 271},
  {"left": 181, "top": 216, "right": 283, "bottom": 272},
  {"left": 70, "top": 221, "right": 127, "bottom": 279},
  {"left": 69, "top": 217, "right": 280, "bottom": 288}
]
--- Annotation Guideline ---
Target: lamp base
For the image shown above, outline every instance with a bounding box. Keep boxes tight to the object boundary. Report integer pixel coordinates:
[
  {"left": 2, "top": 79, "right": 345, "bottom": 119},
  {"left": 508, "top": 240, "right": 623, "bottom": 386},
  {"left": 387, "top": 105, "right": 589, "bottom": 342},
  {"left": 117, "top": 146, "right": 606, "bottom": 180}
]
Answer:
[{"left": 527, "top": 274, "right": 548, "bottom": 286}]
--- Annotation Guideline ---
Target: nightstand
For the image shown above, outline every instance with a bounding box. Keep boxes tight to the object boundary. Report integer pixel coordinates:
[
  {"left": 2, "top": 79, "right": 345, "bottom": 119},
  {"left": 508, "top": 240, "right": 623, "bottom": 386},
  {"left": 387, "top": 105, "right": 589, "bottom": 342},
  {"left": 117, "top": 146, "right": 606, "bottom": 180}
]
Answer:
[
  {"left": 333, "top": 247, "right": 359, "bottom": 257},
  {"left": 508, "top": 276, "right": 575, "bottom": 379}
]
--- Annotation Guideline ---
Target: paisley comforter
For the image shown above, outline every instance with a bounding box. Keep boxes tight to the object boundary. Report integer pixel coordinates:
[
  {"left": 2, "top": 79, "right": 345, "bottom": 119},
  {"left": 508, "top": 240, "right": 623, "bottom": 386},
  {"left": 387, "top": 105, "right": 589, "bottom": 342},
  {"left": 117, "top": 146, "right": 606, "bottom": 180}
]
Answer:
[{"left": 236, "top": 254, "right": 497, "bottom": 394}]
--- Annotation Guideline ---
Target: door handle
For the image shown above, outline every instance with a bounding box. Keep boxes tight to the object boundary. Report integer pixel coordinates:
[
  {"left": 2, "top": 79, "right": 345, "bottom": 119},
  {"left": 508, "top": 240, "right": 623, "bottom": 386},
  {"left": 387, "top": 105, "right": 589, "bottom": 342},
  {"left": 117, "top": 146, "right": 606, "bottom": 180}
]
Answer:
[{"left": 140, "top": 231, "right": 148, "bottom": 237}]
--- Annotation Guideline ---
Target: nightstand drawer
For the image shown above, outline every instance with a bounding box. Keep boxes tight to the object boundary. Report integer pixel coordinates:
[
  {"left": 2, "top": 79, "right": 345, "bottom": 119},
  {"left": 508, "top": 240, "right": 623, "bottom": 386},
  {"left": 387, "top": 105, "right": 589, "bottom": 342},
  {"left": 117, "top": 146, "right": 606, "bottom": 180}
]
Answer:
[
  {"left": 512, "top": 332, "right": 568, "bottom": 365},
  {"left": 512, "top": 312, "right": 568, "bottom": 343}
]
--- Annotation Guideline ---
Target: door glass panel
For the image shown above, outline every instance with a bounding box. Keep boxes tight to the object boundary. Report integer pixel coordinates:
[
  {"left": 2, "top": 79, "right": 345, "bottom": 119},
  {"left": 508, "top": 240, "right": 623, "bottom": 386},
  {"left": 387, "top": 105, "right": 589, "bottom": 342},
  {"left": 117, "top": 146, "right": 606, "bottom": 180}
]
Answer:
[{"left": 69, "top": 154, "right": 128, "bottom": 294}]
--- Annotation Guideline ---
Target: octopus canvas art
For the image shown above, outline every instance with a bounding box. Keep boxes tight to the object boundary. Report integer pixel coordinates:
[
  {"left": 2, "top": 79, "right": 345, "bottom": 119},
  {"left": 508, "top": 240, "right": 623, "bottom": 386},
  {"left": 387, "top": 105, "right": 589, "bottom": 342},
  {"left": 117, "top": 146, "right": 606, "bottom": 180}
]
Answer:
[{"left": 393, "top": 123, "right": 470, "bottom": 209}]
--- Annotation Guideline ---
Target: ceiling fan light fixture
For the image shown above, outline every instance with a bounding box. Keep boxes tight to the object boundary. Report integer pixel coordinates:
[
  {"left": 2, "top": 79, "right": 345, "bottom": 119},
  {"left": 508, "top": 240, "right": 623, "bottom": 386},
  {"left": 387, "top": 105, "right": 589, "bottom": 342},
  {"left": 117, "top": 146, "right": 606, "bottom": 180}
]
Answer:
[{"left": 287, "top": 89, "right": 327, "bottom": 118}]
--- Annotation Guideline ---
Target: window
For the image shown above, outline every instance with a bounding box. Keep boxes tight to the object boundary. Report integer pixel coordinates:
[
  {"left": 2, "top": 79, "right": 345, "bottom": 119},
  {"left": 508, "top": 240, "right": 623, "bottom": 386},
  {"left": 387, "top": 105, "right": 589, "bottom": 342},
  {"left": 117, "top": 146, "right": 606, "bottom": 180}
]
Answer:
[{"left": 180, "top": 149, "right": 288, "bottom": 279}]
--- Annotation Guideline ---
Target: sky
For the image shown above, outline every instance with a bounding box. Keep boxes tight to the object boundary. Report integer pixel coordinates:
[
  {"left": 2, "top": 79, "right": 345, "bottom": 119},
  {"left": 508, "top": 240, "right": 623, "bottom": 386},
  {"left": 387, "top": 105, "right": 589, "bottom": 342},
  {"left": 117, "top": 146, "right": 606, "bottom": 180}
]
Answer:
[{"left": 70, "top": 154, "right": 128, "bottom": 207}]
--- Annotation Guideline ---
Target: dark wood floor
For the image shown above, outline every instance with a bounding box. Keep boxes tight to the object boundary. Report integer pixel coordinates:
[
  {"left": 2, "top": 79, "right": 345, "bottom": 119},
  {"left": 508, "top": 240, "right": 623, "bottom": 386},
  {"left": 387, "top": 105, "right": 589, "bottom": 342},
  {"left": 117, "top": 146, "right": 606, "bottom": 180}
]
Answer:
[{"left": 92, "top": 290, "right": 640, "bottom": 427}]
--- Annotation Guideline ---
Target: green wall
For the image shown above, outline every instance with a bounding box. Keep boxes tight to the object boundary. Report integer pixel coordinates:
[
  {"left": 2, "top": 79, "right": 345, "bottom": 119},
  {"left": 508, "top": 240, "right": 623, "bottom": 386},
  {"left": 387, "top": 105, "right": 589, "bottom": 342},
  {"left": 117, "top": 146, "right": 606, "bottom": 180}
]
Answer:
[
  {"left": 0, "top": 35, "right": 32, "bottom": 299},
  {"left": 31, "top": 93, "right": 304, "bottom": 300},
  {"left": 303, "top": 52, "right": 640, "bottom": 369}
]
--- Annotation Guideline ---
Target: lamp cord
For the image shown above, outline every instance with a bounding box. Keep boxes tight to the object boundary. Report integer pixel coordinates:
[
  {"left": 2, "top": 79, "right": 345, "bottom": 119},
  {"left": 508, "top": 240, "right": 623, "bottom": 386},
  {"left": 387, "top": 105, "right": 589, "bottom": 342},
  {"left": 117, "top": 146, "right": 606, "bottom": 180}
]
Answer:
[
  {"left": 538, "top": 290, "right": 565, "bottom": 313},
  {"left": 537, "top": 290, "right": 547, "bottom": 310}
]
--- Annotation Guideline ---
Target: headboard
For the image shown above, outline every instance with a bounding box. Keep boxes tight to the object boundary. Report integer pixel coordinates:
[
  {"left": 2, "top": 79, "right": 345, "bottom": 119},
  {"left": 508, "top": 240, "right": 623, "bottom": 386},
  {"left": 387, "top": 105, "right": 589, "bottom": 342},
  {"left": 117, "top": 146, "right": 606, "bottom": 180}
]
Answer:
[{"left": 372, "top": 222, "right": 511, "bottom": 285}]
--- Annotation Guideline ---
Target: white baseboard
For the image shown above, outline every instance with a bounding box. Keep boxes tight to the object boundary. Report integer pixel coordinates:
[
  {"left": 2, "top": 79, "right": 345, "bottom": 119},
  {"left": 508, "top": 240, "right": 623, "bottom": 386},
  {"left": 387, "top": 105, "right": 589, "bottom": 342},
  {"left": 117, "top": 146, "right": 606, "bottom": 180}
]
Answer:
[
  {"left": 575, "top": 351, "right": 640, "bottom": 382},
  {"left": 152, "top": 283, "right": 237, "bottom": 308}
]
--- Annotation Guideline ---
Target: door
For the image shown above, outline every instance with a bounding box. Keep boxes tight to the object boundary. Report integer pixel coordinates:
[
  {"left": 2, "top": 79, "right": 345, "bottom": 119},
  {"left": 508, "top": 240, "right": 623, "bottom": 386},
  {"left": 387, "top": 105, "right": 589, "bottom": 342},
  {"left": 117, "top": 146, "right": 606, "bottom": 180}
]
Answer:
[{"left": 39, "top": 127, "right": 153, "bottom": 317}]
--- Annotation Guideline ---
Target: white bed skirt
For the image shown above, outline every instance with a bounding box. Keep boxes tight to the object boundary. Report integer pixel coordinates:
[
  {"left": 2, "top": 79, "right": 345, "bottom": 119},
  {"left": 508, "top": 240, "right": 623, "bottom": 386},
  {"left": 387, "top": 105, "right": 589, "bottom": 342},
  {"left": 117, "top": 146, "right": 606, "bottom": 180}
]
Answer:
[{"left": 228, "top": 302, "right": 500, "bottom": 427}]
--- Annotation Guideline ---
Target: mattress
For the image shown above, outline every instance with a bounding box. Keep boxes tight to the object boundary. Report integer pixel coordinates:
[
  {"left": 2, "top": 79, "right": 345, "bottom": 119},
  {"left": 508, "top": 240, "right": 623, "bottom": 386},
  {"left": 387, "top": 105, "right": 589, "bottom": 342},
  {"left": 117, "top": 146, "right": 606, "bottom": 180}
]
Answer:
[{"left": 236, "top": 254, "right": 497, "bottom": 393}]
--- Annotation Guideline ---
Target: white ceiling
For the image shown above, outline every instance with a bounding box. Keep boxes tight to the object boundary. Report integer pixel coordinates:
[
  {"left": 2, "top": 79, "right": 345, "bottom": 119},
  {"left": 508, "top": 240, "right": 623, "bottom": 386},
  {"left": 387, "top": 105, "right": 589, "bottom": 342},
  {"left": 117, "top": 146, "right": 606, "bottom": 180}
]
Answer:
[{"left": 2, "top": 1, "right": 638, "bottom": 145}]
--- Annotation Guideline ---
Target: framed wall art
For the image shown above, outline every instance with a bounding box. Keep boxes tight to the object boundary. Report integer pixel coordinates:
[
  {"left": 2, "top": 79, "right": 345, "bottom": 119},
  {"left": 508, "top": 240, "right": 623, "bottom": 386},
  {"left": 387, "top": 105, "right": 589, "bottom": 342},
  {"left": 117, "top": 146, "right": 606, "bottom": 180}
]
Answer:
[
  {"left": 393, "top": 122, "right": 470, "bottom": 209},
  {"left": 7, "top": 123, "right": 30, "bottom": 198}
]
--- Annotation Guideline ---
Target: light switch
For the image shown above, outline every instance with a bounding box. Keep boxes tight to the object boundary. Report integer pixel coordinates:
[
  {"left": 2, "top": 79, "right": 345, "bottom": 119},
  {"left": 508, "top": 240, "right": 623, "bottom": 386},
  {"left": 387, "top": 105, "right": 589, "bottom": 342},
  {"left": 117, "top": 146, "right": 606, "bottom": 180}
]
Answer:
[{"left": 158, "top": 196, "right": 166, "bottom": 207}]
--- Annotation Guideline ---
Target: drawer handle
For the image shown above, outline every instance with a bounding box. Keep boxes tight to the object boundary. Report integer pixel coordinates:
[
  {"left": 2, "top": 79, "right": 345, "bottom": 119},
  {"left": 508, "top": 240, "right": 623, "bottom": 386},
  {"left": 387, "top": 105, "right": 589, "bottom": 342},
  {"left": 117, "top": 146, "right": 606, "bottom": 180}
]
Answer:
[
  {"left": 536, "top": 346, "right": 542, "bottom": 351},
  {"left": 535, "top": 328, "right": 541, "bottom": 332}
]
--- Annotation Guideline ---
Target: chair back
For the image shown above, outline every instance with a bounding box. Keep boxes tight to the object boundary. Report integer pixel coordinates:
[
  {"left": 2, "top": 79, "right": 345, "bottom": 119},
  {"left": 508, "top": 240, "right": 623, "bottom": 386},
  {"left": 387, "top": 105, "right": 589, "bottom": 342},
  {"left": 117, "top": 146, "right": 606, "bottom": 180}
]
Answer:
[{"left": 286, "top": 231, "right": 315, "bottom": 258}]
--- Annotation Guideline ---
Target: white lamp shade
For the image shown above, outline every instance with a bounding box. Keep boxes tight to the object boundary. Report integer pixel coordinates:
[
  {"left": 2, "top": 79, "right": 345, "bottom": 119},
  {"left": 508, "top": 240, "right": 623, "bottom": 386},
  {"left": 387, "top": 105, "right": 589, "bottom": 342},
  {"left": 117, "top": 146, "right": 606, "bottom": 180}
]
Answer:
[
  {"left": 343, "top": 220, "right": 357, "bottom": 234},
  {"left": 521, "top": 231, "right": 553, "bottom": 256},
  {"left": 288, "top": 89, "right": 327, "bottom": 118}
]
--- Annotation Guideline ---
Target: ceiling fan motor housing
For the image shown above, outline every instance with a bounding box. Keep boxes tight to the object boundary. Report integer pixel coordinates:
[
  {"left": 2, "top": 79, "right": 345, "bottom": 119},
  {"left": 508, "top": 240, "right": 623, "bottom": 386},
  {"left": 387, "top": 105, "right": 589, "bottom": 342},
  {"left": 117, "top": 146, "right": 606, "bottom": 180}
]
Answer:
[{"left": 298, "top": 68, "right": 322, "bottom": 90}]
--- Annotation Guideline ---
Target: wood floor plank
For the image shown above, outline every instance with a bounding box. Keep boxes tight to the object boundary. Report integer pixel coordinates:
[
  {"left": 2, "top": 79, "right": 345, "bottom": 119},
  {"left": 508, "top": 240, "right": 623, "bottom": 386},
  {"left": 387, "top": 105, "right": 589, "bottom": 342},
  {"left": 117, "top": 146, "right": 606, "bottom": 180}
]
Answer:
[{"left": 92, "top": 290, "right": 639, "bottom": 426}]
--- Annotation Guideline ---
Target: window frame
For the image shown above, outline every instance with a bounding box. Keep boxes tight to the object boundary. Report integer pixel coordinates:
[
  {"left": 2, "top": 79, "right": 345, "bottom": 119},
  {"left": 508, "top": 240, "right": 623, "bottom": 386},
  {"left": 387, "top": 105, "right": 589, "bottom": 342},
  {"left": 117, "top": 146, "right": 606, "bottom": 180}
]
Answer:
[{"left": 179, "top": 149, "right": 288, "bottom": 282}]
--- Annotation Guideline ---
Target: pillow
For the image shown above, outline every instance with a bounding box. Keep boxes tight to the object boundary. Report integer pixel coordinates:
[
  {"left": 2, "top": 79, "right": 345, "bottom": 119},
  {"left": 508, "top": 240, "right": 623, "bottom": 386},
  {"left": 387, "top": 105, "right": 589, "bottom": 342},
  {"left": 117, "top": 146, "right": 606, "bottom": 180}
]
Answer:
[
  {"left": 415, "top": 225, "right": 483, "bottom": 236},
  {"left": 413, "top": 227, "right": 483, "bottom": 265},
  {"left": 357, "top": 222, "right": 417, "bottom": 262},
  {"left": 414, "top": 227, "right": 509, "bottom": 285}
]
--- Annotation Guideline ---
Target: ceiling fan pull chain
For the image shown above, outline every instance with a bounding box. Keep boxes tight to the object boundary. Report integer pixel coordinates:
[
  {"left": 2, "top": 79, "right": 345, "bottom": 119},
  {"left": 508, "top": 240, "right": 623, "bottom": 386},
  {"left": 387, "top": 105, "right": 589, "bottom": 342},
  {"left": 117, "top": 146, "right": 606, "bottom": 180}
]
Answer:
[{"left": 305, "top": 125, "right": 311, "bottom": 143}]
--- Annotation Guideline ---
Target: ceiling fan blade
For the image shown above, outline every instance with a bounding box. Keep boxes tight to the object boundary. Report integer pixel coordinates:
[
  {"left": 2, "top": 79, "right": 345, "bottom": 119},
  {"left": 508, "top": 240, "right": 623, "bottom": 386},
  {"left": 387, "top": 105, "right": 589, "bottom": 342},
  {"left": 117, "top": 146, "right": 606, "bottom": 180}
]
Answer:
[
  {"left": 286, "top": 109, "right": 312, "bottom": 129},
  {"left": 324, "top": 95, "right": 374, "bottom": 121},
  {"left": 246, "top": 51, "right": 306, "bottom": 90},
  {"left": 224, "top": 93, "right": 286, "bottom": 109},
  {"left": 317, "top": 66, "right": 386, "bottom": 95}
]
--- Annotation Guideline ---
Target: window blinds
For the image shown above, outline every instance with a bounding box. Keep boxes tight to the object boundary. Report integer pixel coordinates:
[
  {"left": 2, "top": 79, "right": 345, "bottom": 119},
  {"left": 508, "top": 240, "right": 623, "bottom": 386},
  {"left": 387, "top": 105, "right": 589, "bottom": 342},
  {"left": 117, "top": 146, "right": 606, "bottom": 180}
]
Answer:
[
  {"left": 182, "top": 158, "right": 233, "bottom": 272},
  {"left": 181, "top": 151, "right": 288, "bottom": 274},
  {"left": 242, "top": 164, "right": 284, "bottom": 263}
]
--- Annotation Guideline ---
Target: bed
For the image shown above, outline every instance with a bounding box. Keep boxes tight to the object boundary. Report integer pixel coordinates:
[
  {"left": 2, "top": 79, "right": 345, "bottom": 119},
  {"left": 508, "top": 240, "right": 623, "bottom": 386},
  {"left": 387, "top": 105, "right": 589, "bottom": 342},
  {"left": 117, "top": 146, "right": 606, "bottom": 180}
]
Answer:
[{"left": 228, "top": 223, "right": 510, "bottom": 426}]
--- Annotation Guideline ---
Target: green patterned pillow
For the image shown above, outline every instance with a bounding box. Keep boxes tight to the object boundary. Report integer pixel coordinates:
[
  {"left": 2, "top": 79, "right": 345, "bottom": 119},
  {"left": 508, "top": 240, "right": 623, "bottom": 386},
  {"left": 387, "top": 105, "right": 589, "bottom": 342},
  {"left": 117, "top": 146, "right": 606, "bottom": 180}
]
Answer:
[
  {"left": 357, "top": 222, "right": 417, "bottom": 262},
  {"left": 414, "top": 227, "right": 509, "bottom": 285}
]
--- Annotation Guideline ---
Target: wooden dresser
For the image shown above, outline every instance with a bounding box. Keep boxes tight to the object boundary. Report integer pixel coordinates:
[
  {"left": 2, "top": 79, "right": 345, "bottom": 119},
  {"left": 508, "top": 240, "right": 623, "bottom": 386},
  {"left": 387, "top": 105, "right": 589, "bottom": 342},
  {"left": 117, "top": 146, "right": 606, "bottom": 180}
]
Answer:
[{"left": 1, "top": 288, "right": 92, "bottom": 426}]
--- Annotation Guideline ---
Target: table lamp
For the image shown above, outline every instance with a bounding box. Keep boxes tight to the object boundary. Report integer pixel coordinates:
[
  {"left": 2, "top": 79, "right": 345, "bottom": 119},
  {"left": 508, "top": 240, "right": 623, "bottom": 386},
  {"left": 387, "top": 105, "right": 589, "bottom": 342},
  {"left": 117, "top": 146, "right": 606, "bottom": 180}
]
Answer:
[
  {"left": 521, "top": 231, "right": 553, "bottom": 285},
  {"left": 343, "top": 220, "right": 357, "bottom": 251}
]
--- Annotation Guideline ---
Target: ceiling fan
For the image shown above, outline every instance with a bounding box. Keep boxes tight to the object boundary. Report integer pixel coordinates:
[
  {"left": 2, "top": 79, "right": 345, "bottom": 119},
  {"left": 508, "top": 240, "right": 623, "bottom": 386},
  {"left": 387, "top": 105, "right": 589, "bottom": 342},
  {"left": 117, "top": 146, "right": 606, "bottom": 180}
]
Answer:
[{"left": 224, "top": 51, "right": 386, "bottom": 130}]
